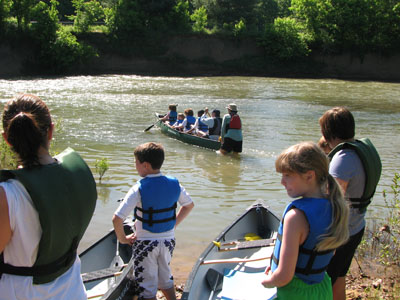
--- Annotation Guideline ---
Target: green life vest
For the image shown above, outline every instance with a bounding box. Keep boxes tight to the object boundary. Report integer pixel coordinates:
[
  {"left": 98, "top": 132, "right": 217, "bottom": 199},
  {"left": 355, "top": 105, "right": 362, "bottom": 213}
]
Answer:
[
  {"left": 328, "top": 138, "right": 382, "bottom": 212},
  {"left": 0, "top": 148, "right": 97, "bottom": 284}
]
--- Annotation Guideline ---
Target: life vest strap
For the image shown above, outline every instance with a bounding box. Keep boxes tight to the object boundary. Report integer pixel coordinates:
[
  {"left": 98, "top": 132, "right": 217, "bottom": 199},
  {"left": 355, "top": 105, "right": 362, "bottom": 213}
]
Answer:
[
  {"left": 0, "top": 237, "right": 78, "bottom": 277},
  {"left": 134, "top": 203, "right": 177, "bottom": 227},
  {"left": 274, "top": 233, "right": 331, "bottom": 275}
]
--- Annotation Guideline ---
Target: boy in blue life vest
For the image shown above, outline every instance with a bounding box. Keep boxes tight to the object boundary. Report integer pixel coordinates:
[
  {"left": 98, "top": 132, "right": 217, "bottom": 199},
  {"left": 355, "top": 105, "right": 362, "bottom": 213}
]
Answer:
[
  {"left": 112, "top": 142, "right": 194, "bottom": 300},
  {"left": 174, "top": 108, "right": 196, "bottom": 133},
  {"left": 171, "top": 113, "right": 185, "bottom": 131},
  {"left": 186, "top": 109, "right": 210, "bottom": 137}
]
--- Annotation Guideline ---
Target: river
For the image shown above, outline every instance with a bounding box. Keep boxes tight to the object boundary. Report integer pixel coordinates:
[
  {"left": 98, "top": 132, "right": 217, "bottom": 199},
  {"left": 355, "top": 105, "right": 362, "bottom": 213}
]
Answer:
[{"left": 0, "top": 75, "right": 399, "bottom": 283}]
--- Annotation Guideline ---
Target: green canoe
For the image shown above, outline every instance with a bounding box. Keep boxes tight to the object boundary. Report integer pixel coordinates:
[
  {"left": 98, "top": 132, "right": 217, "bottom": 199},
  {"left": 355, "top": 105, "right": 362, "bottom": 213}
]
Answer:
[{"left": 156, "top": 116, "right": 221, "bottom": 151}]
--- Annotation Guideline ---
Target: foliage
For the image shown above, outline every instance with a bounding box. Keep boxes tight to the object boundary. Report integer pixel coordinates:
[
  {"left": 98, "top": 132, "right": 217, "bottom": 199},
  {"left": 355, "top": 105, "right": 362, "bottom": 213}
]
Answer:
[
  {"left": 357, "top": 173, "right": 400, "bottom": 267},
  {"left": 258, "top": 17, "right": 310, "bottom": 61},
  {"left": 190, "top": 6, "right": 208, "bottom": 33},
  {"left": 291, "top": 0, "right": 400, "bottom": 55},
  {"left": 254, "top": 0, "right": 279, "bottom": 27},
  {"left": 0, "top": 118, "right": 63, "bottom": 169},
  {"left": 49, "top": 26, "right": 97, "bottom": 72},
  {"left": 0, "top": 139, "right": 17, "bottom": 169},
  {"left": 169, "top": 0, "right": 191, "bottom": 34},
  {"left": 95, "top": 157, "right": 109, "bottom": 182},
  {"left": 70, "top": 0, "right": 105, "bottom": 34},
  {"left": 11, "top": 0, "right": 35, "bottom": 30},
  {"left": 379, "top": 173, "right": 400, "bottom": 266},
  {"left": 233, "top": 18, "right": 246, "bottom": 37},
  {"left": 206, "top": 0, "right": 259, "bottom": 34},
  {"left": 30, "top": 0, "right": 59, "bottom": 43},
  {"left": 0, "top": 0, "right": 12, "bottom": 32}
]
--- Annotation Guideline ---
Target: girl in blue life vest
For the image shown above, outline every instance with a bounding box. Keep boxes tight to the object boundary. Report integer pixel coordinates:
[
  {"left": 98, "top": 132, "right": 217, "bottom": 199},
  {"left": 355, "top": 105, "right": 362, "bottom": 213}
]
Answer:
[
  {"left": 262, "top": 142, "right": 349, "bottom": 300},
  {"left": 160, "top": 104, "right": 178, "bottom": 125}
]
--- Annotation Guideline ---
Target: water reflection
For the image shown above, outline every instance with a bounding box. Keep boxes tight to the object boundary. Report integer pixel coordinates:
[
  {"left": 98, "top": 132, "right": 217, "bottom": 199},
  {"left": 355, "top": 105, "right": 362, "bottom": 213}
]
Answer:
[{"left": 0, "top": 75, "right": 399, "bottom": 282}]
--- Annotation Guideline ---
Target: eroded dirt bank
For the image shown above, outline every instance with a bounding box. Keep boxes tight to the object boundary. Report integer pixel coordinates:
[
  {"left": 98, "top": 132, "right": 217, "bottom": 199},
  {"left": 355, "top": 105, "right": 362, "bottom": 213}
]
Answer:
[{"left": 1, "top": 35, "right": 399, "bottom": 82}]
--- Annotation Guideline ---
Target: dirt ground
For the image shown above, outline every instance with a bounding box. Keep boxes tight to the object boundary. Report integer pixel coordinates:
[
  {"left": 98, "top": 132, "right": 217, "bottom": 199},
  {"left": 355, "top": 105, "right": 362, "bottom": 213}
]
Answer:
[
  {"left": 155, "top": 258, "right": 400, "bottom": 300},
  {"left": 346, "top": 259, "right": 400, "bottom": 300}
]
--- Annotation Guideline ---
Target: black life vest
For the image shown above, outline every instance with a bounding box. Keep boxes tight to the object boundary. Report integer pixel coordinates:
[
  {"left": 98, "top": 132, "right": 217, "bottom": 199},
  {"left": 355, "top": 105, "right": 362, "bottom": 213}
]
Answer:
[{"left": 209, "top": 117, "right": 222, "bottom": 136}]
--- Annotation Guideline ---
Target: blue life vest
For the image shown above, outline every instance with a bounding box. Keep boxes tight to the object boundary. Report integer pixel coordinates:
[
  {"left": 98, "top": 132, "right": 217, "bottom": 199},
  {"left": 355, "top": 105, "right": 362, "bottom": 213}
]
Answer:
[
  {"left": 271, "top": 198, "right": 334, "bottom": 285},
  {"left": 185, "top": 116, "right": 196, "bottom": 130},
  {"left": 135, "top": 175, "right": 180, "bottom": 233},
  {"left": 169, "top": 111, "right": 177, "bottom": 124},
  {"left": 197, "top": 117, "right": 209, "bottom": 132}
]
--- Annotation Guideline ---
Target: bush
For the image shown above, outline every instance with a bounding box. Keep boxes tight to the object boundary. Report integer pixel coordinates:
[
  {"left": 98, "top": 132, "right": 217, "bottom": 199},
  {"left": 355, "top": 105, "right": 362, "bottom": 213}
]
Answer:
[
  {"left": 95, "top": 157, "right": 109, "bottom": 183},
  {"left": 358, "top": 173, "right": 400, "bottom": 267},
  {"left": 70, "top": 0, "right": 105, "bottom": 34},
  {"left": 191, "top": 6, "right": 208, "bottom": 33},
  {"left": 233, "top": 18, "right": 246, "bottom": 37},
  {"left": 258, "top": 17, "right": 310, "bottom": 61}
]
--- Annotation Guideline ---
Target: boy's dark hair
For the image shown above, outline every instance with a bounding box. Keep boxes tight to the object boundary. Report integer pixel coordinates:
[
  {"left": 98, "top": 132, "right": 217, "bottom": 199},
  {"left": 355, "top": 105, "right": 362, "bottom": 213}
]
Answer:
[
  {"left": 197, "top": 110, "right": 204, "bottom": 117},
  {"left": 134, "top": 142, "right": 164, "bottom": 170},
  {"left": 319, "top": 107, "right": 355, "bottom": 142},
  {"left": 184, "top": 108, "right": 194, "bottom": 116}
]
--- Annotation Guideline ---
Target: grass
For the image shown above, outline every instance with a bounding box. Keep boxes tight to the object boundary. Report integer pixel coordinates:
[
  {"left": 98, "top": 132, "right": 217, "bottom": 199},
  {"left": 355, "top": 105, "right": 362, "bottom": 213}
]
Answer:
[{"left": 349, "top": 173, "right": 400, "bottom": 299}]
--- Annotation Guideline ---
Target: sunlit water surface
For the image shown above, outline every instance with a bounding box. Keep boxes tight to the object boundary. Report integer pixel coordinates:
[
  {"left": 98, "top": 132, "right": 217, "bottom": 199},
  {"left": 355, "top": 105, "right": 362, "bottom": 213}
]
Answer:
[{"left": 1, "top": 75, "right": 399, "bottom": 282}]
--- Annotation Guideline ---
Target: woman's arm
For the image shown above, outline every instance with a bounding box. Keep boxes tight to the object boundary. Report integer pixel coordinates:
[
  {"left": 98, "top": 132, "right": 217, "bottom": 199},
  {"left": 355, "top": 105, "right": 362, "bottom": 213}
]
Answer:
[
  {"left": 262, "top": 208, "right": 309, "bottom": 288},
  {"left": 0, "top": 187, "right": 12, "bottom": 253}
]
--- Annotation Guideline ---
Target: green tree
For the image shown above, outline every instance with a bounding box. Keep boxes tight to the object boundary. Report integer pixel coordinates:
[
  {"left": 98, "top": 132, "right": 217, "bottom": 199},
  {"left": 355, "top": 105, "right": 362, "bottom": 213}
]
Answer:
[
  {"left": 30, "top": 0, "right": 59, "bottom": 43},
  {"left": 110, "top": 0, "right": 190, "bottom": 39},
  {"left": 191, "top": 6, "right": 208, "bottom": 32},
  {"left": 203, "top": 0, "right": 259, "bottom": 33},
  {"left": 291, "top": 0, "right": 400, "bottom": 55},
  {"left": 168, "top": 0, "right": 191, "bottom": 33},
  {"left": 70, "top": 0, "right": 105, "bottom": 34},
  {"left": 12, "top": 0, "right": 35, "bottom": 30},
  {"left": 0, "top": 0, "right": 12, "bottom": 33},
  {"left": 258, "top": 17, "right": 310, "bottom": 61}
]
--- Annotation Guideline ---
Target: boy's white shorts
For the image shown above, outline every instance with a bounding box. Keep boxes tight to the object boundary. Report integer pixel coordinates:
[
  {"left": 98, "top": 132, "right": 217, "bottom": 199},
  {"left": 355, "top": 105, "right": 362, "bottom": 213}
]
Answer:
[{"left": 132, "top": 239, "right": 176, "bottom": 298}]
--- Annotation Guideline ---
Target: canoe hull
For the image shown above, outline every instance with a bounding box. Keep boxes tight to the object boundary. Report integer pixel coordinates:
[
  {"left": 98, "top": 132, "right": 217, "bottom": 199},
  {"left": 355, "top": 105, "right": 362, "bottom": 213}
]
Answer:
[
  {"left": 181, "top": 202, "right": 280, "bottom": 300},
  {"left": 157, "top": 119, "right": 221, "bottom": 151},
  {"left": 80, "top": 223, "right": 135, "bottom": 300}
]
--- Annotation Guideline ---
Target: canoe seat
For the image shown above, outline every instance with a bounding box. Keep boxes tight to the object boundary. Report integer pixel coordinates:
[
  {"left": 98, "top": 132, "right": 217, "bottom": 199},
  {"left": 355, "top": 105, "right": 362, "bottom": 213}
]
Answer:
[
  {"left": 82, "top": 265, "right": 126, "bottom": 283},
  {"left": 218, "top": 238, "right": 275, "bottom": 251}
]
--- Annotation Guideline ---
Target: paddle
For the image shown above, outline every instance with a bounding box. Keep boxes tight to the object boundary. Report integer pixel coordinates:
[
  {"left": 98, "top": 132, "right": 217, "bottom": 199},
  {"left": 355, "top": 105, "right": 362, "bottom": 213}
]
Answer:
[
  {"left": 206, "top": 268, "right": 223, "bottom": 300},
  {"left": 110, "top": 240, "right": 124, "bottom": 268},
  {"left": 144, "top": 123, "right": 156, "bottom": 132}
]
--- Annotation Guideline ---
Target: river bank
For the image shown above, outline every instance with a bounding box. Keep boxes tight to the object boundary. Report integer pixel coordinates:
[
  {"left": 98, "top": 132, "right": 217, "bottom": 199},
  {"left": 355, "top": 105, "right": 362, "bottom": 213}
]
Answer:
[
  {"left": 1, "top": 34, "right": 400, "bottom": 82},
  {"left": 163, "top": 258, "right": 400, "bottom": 300}
]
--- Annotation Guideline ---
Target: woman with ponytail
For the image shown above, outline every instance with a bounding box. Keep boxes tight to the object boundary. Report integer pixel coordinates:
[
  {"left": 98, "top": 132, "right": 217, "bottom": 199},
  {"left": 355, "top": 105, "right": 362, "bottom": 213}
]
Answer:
[
  {"left": 0, "top": 94, "right": 97, "bottom": 300},
  {"left": 261, "top": 142, "right": 349, "bottom": 300}
]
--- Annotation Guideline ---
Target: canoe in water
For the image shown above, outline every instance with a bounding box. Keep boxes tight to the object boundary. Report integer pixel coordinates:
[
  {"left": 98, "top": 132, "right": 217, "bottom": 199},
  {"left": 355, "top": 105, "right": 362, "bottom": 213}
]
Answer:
[{"left": 156, "top": 115, "right": 221, "bottom": 151}]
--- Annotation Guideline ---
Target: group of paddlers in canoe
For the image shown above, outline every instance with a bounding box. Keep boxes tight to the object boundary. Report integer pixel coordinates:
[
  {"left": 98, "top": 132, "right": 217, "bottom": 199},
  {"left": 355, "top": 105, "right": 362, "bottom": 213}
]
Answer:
[{"left": 159, "top": 103, "right": 243, "bottom": 155}]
